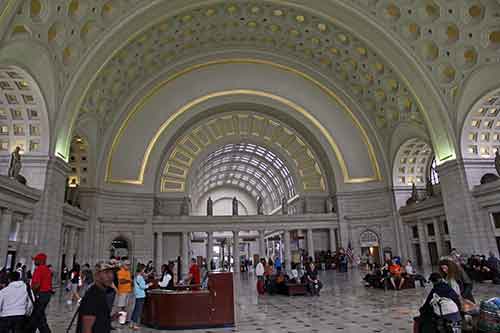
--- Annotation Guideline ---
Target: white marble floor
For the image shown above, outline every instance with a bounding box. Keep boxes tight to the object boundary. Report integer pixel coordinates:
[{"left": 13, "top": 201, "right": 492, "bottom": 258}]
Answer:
[{"left": 46, "top": 268, "right": 499, "bottom": 333}]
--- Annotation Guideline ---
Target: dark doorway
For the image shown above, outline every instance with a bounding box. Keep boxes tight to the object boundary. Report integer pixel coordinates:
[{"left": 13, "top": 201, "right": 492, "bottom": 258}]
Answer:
[
  {"left": 414, "top": 244, "right": 422, "bottom": 266},
  {"left": 428, "top": 242, "right": 439, "bottom": 266},
  {"left": 6, "top": 251, "right": 16, "bottom": 271}
]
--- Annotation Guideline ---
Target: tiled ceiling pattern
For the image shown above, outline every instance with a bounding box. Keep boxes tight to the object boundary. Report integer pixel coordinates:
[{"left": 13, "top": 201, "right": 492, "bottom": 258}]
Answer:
[
  {"left": 3, "top": 1, "right": 500, "bottom": 145},
  {"left": 462, "top": 93, "right": 500, "bottom": 158},
  {"left": 393, "top": 137, "right": 433, "bottom": 187},
  {"left": 161, "top": 112, "right": 325, "bottom": 193},
  {"left": 351, "top": 0, "right": 500, "bottom": 102},
  {"left": 190, "top": 143, "right": 297, "bottom": 212},
  {"left": 0, "top": 67, "right": 44, "bottom": 154}
]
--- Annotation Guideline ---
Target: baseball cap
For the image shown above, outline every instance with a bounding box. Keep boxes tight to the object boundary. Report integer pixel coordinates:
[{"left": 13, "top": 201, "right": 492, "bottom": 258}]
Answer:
[
  {"left": 33, "top": 253, "right": 47, "bottom": 261},
  {"left": 95, "top": 261, "right": 115, "bottom": 272}
]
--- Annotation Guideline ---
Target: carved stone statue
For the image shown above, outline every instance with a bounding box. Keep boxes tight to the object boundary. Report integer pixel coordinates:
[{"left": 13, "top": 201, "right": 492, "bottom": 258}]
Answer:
[
  {"left": 425, "top": 177, "right": 434, "bottom": 198},
  {"left": 281, "top": 197, "right": 288, "bottom": 215},
  {"left": 325, "top": 197, "right": 335, "bottom": 213},
  {"left": 256, "top": 196, "right": 263, "bottom": 215},
  {"left": 232, "top": 197, "right": 238, "bottom": 216},
  {"left": 8, "top": 146, "right": 22, "bottom": 180},
  {"left": 66, "top": 178, "right": 80, "bottom": 208},
  {"left": 180, "top": 196, "right": 190, "bottom": 216},
  {"left": 406, "top": 182, "right": 419, "bottom": 205},
  {"left": 495, "top": 150, "right": 500, "bottom": 177},
  {"left": 207, "top": 197, "right": 213, "bottom": 216},
  {"left": 411, "top": 182, "right": 418, "bottom": 201}
]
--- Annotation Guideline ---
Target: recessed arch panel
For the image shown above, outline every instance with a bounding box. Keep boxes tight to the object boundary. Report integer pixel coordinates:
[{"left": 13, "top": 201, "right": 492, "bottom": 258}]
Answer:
[{"left": 393, "top": 138, "right": 433, "bottom": 187}]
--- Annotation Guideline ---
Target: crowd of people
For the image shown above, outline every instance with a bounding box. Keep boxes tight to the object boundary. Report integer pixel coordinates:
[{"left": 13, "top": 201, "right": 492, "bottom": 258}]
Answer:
[
  {"left": 363, "top": 258, "right": 426, "bottom": 290},
  {"left": 255, "top": 256, "right": 323, "bottom": 296}
]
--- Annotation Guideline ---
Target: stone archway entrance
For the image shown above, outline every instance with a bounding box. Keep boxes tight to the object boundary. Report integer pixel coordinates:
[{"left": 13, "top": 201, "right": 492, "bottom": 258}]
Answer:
[
  {"left": 359, "top": 230, "right": 380, "bottom": 266},
  {"left": 110, "top": 237, "right": 130, "bottom": 260}
]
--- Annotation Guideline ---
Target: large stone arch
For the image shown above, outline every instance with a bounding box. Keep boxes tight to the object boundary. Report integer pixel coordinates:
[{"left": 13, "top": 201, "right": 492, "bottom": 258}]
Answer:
[
  {"left": 96, "top": 61, "right": 385, "bottom": 193},
  {"left": 52, "top": 0, "right": 456, "bottom": 169},
  {"left": 0, "top": 62, "right": 51, "bottom": 188}
]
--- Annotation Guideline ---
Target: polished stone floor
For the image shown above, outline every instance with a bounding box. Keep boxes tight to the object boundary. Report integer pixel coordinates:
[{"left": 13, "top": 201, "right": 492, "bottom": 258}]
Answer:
[{"left": 47, "top": 268, "right": 499, "bottom": 333}]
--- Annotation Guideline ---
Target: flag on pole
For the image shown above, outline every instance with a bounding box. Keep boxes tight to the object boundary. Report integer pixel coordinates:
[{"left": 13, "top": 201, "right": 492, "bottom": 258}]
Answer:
[{"left": 345, "top": 242, "right": 355, "bottom": 263}]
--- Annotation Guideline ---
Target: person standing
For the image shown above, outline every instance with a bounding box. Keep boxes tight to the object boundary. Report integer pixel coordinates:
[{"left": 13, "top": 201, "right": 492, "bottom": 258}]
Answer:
[
  {"left": 30, "top": 253, "right": 52, "bottom": 333},
  {"left": 274, "top": 256, "right": 282, "bottom": 273},
  {"left": 81, "top": 264, "right": 94, "bottom": 296},
  {"left": 77, "top": 262, "right": 119, "bottom": 333},
  {"left": 116, "top": 261, "right": 132, "bottom": 323},
  {"left": 130, "top": 264, "right": 152, "bottom": 331},
  {"left": 68, "top": 263, "right": 81, "bottom": 304},
  {"left": 158, "top": 264, "right": 174, "bottom": 290},
  {"left": 0, "top": 271, "right": 33, "bottom": 331},
  {"left": 255, "top": 258, "right": 265, "bottom": 295},
  {"left": 187, "top": 258, "right": 201, "bottom": 286}
]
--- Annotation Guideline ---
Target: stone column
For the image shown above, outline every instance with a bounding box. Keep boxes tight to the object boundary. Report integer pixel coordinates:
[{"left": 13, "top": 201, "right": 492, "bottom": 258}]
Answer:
[
  {"left": 437, "top": 160, "right": 494, "bottom": 254},
  {"left": 233, "top": 231, "right": 240, "bottom": 274},
  {"left": 329, "top": 228, "right": 336, "bottom": 252},
  {"left": 32, "top": 157, "right": 69, "bottom": 281},
  {"left": 68, "top": 227, "right": 77, "bottom": 265},
  {"left": 156, "top": 232, "right": 163, "bottom": 270},
  {"left": 417, "top": 222, "right": 430, "bottom": 266},
  {"left": 181, "top": 232, "right": 189, "bottom": 277},
  {"left": 283, "top": 230, "right": 291, "bottom": 272},
  {"left": 0, "top": 209, "right": 13, "bottom": 267},
  {"left": 306, "top": 229, "right": 315, "bottom": 261},
  {"left": 432, "top": 217, "right": 443, "bottom": 259},
  {"left": 17, "top": 214, "right": 32, "bottom": 264},
  {"left": 258, "top": 230, "right": 265, "bottom": 259},
  {"left": 207, "top": 232, "right": 214, "bottom": 271}
]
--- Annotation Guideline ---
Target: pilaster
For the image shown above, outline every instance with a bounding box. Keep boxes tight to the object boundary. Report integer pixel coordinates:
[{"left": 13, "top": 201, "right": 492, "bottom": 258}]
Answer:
[
  {"left": 0, "top": 209, "right": 13, "bottom": 267},
  {"left": 437, "top": 160, "right": 492, "bottom": 254},
  {"left": 33, "top": 156, "right": 69, "bottom": 279}
]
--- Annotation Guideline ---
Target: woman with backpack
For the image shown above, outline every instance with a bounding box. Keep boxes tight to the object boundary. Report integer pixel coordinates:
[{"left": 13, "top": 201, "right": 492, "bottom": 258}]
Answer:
[{"left": 415, "top": 272, "right": 461, "bottom": 333}]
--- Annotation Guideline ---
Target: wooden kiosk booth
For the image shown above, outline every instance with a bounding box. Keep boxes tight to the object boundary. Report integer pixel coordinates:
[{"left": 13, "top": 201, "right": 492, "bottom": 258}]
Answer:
[{"left": 142, "top": 272, "right": 235, "bottom": 330}]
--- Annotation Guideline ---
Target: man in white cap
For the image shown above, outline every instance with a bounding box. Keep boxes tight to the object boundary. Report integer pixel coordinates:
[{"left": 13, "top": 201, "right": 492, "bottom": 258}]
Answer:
[{"left": 77, "top": 261, "right": 119, "bottom": 333}]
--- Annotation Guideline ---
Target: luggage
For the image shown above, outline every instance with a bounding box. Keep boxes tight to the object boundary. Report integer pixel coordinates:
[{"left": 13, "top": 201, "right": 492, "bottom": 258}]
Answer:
[
  {"left": 257, "top": 279, "right": 265, "bottom": 295},
  {"left": 478, "top": 298, "right": 500, "bottom": 332}
]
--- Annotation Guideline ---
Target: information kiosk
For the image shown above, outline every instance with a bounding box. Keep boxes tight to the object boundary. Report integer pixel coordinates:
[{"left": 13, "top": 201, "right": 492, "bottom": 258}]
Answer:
[{"left": 142, "top": 271, "right": 235, "bottom": 330}]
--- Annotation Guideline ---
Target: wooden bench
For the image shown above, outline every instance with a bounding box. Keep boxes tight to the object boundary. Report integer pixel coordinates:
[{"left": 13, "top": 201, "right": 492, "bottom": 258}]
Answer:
[{"left": 285, "top": 283, "right": 308, "bottom": 296}]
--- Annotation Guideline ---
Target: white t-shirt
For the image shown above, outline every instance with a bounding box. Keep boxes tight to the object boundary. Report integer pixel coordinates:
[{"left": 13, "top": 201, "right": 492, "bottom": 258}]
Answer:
[
  {"left": 158, "top": 273, "right": 172, "bottom": 288},
  {"left": 405, "top": 264, "right": 415, "bottom": 275},
  {"left": 255, "top": 263, "right": 265, "bottom": 277}
]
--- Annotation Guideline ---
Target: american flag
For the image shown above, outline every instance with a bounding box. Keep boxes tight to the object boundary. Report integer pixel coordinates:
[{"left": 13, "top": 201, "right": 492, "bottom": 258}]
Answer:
[{"left": 345, "top": 242, "right": 355, "bottom": 263}]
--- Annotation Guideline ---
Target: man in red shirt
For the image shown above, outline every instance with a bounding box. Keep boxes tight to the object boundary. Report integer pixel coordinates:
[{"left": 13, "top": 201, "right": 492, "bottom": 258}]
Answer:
[
  {"left": 188, "top": 258, "right": 201, "bottom": 290},
  {"left": 30, "top": 253, "right": 52, "bottom": 333}
]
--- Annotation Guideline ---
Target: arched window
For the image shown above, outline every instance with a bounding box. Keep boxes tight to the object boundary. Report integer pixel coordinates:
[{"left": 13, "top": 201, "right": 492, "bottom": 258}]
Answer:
[{"left": 430, "top": 157, "right": 439, "bottom": 185}]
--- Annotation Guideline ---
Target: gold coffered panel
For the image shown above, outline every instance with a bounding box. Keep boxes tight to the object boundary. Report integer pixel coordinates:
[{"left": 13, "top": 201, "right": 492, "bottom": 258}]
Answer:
[{"left": 161, "top": 111, "right": 326, "bottom": 193}]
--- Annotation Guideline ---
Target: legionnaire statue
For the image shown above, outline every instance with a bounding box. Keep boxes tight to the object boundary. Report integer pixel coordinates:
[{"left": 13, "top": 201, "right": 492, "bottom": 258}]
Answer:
[
  {"left": 180, "top": 196, "right": 190, "bottom": 216},
  {"left": 495, "top": 149, "right": 500, "bottom": 177},
  {"left": 281, "top": 197, "right": 288, "bottom": 215},
  {"left": 425, "top": 177, "right": 434, "bottom": 198},
  {"left": 325, "top": 197, "right": 335, "bottom": 213},
  {"left": 406, "top": 182, "right": 419, "bottom": 205},
  {"left": 66, "top": 178, "right": 80, "bottom": 208},
  {"left": 8, "top": 146, "right": 22, "bottom": 180},
  {"left": 257, "top": 196, "right": 263, "bottom": 215},
  {"left": 207, "top": 197, "right": 213, "bottom": 216},
  {"left": 232, "top": 197, "right": 238, "bottom": 216}
]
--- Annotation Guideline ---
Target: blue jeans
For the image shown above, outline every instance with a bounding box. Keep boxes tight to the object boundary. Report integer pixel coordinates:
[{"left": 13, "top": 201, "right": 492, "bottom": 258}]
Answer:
[{"left": 131, "top": 297, "right": 145, "bottom": 324}]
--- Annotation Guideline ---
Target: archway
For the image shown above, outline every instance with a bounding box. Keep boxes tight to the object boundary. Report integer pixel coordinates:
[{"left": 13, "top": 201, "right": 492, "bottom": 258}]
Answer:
[
  {"left": 110, "top": 237, "right": 130, "bottom": 260},
  {"left": 359, "top": 230, "right": 381, "bottom": 266},
  {"left": 0, "top": 65, "right": 50, "bottom": 189},
  {"left": 459, "top": 89, "right": 500, "bottom": 186}
]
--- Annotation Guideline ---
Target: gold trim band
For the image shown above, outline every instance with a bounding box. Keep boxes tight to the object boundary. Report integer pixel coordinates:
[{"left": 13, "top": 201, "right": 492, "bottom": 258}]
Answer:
[{"left": 106, "top": 59, "right": 382, "bottom": 184}]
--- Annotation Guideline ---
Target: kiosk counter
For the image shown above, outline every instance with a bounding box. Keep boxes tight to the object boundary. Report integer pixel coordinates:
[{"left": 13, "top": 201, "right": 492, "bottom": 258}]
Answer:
[{"left": 142, "top": 272, "right": 234, "bottom": 330}]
